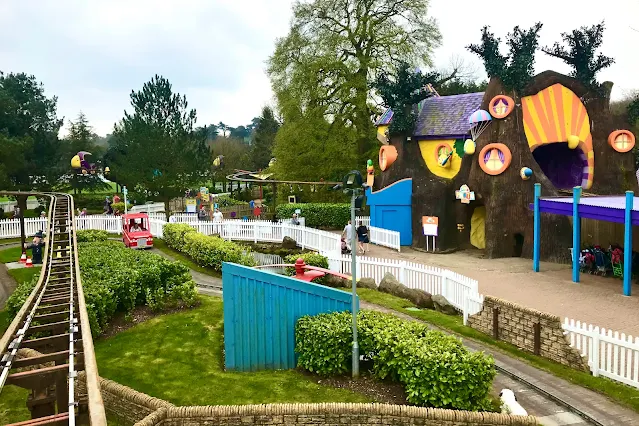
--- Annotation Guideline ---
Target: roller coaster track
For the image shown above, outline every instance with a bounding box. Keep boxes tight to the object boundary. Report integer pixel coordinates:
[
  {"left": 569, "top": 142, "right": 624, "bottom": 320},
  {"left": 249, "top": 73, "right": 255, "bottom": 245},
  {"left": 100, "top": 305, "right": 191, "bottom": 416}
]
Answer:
[{"left": 0, "top": 192, "right": 106, "bottom": 425}]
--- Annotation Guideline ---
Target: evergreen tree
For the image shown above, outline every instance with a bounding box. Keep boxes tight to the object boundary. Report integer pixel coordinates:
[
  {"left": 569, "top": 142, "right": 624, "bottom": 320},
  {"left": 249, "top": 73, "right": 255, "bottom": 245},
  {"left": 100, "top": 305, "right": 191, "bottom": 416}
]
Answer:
[{"left": 251, "top": 106, "right": 279, "bottom": 170}]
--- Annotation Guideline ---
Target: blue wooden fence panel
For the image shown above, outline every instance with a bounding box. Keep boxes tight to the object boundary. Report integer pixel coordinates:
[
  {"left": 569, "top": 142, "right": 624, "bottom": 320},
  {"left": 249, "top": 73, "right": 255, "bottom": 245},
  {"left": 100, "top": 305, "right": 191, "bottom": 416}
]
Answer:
[{"left": 222, "top": 262, "right": 358, "bottom": 372}]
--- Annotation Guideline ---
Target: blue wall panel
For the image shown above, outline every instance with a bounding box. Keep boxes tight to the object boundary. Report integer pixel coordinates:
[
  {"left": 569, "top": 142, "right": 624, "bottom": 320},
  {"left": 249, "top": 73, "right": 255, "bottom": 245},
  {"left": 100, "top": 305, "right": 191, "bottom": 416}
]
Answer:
[
  {"left": 222, "top": 263, "right": 358, "bottom": 372},
  {"left": 366, "top": 178, "right": 413, "bottom": 245}
]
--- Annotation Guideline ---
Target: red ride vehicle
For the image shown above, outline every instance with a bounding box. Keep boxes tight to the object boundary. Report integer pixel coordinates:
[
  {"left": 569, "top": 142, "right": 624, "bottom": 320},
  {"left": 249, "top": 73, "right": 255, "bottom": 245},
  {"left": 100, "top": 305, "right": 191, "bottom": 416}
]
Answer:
[{"left": 122, "top": 213, "right": 153, "bottom": 249}]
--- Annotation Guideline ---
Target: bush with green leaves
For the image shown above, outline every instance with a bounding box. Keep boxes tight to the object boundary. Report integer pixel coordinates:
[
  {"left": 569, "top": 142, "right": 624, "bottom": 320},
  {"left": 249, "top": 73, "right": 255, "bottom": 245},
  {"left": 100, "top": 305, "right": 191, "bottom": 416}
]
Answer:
[
  {"left": 215, "top": 195, "right": 248, "bottom": 207},
  {"left": 276, "top": 203, "right": 351, "bottom": 228},
  {"left": 110, "top": 201, "right": 132, "bottom": 212},
  {"left": 76, "top": 229, "right": 110, "bottom": 242},
  {"left": 182, "top": 232, "right": 256, "bottom": 272},
  {"left": 163, "top": 223, "right": 197, "bottom": 251},
  {"left": 284, "top": 252, "right": 329, "bottom": 284},
  {"left": 6, "top": 241, "right": 197, "bottom": 337},
  {"left": 295, "top": 310, "right": 495, "bottom": 411}
]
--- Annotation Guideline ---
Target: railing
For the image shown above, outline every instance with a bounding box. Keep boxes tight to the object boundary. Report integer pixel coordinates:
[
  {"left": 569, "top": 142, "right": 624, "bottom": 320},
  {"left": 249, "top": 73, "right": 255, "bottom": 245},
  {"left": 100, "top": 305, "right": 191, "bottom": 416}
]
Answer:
[
  {"left": 369, "top": 226, "right": 401, "bottom": 251},
  {"left": 563, "top": 318, "right": 639, "bottom": 389},
  {"left": 76, "top": 215, "right": 122, "bottom": 233},
  {"left": 169, "top": 214, "right": 305, "bottom": 226},
  {"left": 250, "top": 252, "right": 286, "bottom": 274},
  {"left": 0, "top": 217, "right": 47, "bottom": 238}
]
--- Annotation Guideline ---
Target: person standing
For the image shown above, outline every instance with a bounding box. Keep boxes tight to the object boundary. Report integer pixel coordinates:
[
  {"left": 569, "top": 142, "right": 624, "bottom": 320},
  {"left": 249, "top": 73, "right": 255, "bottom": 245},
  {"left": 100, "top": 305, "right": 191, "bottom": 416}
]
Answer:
[
  {"left": 356, "top": 221, "right": 369, "bottom": 254},
  {"left": 291, "top": 213, "right": 300, "bottom": 226},
  {"left": 212, "top": 207, "right": 224, "bottom": 234},
  {"left": 24, "top": 231, "right": 45, "bottom": 264},
  {"left": 342, "top": 220, "right": 353, "bottom": 252}
]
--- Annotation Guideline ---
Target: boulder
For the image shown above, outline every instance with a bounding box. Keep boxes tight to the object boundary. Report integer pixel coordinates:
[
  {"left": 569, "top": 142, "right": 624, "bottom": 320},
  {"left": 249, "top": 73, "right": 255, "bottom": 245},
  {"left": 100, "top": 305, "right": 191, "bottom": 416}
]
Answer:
[
  {"left": 432, "top": 294, "right": 458, "bottom": 315},
  {"left": 282, "top": 236, "right": 297, "bottom": 250},
  {"left": 325, "top": 275, "right": 350, "bottom": 288},
  {"left": 357, "top": 277, "right": 377, "bottom": 289},
  {"left": 378, "top": 272, "right": 408, "bottom": 299},
  {"left": 405, "top": 288, "right": 434, "bottom": 309}
]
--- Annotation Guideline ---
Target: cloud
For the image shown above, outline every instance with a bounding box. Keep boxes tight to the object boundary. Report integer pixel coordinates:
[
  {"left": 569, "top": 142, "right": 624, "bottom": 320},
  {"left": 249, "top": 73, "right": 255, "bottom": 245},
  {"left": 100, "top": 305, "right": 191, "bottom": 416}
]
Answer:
[{"left": 1, "top": 0, "right": 636, "bottom": 137}]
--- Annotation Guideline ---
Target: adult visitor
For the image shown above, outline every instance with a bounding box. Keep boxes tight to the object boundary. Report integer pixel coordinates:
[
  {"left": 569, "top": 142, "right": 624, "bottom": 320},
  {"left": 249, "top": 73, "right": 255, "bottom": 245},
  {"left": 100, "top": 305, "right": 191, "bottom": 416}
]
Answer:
[
  {"left": 342, "top": 220, "right": 353, "bottom": 252},
  {"left": 356, "top": 221, "right": 369, "bottom": 254},
  {"left": 212, "top": 208, "right": 224, "bottom": 234}
]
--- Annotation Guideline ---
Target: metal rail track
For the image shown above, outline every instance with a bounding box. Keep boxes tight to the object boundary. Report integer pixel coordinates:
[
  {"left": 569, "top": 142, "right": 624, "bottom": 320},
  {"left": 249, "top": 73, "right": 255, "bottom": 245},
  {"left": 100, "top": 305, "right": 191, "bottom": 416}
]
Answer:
[{"left": 0, "top": 192, "right": 106, "bottom": 425}]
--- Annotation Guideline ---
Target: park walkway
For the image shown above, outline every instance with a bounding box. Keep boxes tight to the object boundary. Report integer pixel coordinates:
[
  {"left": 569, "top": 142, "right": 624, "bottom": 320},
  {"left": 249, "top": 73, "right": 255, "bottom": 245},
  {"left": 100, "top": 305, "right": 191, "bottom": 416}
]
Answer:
[{"left": 355, "top": 243, "right": 639, "bottom": 338}]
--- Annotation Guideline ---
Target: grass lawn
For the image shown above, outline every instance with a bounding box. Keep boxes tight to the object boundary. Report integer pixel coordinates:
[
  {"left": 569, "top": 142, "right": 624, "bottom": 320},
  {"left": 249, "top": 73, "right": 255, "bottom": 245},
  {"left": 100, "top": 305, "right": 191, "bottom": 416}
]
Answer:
[
  {"left": 153, "top": 239, "right": 221, "bottom": 278},
  {"left": 0, "top": 238, "right": 23, "bottom": 244},
  {"left": 355, "top": 288, "right": 639, "bottom": 414},
  {"left": 0, "top": 247, "right": 23, "bottom": 263},
  {"left": 8, "top": 267, "right": 41, "bottom": 286},
  {"left": 95, "top": 296, "right": 371, "bottom": 406}
]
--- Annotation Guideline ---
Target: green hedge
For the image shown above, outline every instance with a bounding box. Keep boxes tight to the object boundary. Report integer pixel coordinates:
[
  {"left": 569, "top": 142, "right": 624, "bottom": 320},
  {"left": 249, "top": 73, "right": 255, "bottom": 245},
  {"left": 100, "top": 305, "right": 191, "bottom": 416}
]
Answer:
[
  {"left": 276, "top": 203, "right": 350, "bottom": 228},
  {"left": 215, "top": 196, "right": 248, "bottom": 207},
  {"left": 76, "top": 230, "right": 110, "bottom": 242},
  {"left": 110, "top": 201, "right": 132, "bottom": 212},
  {"left": 7, "top": 241, "right": 197, "bottom": 337},
  {"left": 284, "top": 252, "right": 329, "bottom": 284},
  {"left": 163, "top": 223, "right": 256, "bottom": 272},
  {"left": 295, "top": 310, "right": 495, "bottom": 411}
]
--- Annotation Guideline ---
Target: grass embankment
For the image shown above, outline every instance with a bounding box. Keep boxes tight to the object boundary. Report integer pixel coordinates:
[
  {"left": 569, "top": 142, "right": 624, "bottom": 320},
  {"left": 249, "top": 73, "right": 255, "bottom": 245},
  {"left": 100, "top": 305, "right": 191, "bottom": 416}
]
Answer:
[
  {"left": 153, "top": 239, "right": 221, "bottom": 278},
  {"left": 95, "top": 296, "right": 370, "bottom": 406},
  {"left": 355, "top": 288, "right": 639, "bottom": 414}
]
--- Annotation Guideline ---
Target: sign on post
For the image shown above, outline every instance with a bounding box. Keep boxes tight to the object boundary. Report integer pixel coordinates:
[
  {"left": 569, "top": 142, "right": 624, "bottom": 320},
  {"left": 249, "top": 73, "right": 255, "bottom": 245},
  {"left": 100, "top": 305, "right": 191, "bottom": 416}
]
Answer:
[
  {"left": 185, "top": 198, "right": 196, "bottom": 213},
  {"left": 422, "top": 216, "right": 438, "bottom": 251}
]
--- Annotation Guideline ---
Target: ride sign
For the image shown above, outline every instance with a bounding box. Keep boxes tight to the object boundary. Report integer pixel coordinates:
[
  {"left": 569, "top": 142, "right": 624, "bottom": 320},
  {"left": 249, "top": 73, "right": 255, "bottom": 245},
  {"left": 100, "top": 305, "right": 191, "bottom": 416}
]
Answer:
[{"left": 422, "top": 216, "right": 438, "bottom": 236}]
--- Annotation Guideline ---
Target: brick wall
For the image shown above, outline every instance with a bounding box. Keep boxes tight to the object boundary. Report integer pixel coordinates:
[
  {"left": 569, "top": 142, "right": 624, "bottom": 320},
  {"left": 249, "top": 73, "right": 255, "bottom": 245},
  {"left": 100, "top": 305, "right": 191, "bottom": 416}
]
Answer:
[
  {"left": 133, "top": 405, "right": 538, "bottom": 426},
  {"left": 467, "top": 296, "right": 589, "bottom": 372}
]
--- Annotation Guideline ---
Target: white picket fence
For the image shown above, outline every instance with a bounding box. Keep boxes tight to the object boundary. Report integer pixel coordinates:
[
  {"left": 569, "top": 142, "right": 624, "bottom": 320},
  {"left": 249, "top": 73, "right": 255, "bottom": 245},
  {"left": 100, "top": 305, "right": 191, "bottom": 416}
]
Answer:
[
  {"left": 369, "top": 226, "right": 401, "bottom": 251},
  {"left": 563, "top": 318, "right": 639, "bottom": 389}
]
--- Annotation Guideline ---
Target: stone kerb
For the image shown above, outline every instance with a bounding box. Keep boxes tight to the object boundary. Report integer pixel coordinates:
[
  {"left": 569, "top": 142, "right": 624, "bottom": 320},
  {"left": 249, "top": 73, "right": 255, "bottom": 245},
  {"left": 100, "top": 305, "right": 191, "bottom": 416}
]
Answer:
[{"left": 467, "top": 296, "right": 589, "bottom": 372}]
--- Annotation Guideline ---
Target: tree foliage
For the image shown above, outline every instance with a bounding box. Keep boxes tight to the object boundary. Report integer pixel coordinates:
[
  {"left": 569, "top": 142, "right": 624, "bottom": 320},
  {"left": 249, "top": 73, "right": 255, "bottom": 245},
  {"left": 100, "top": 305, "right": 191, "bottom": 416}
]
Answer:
[
  {"left": 110, "top": 75, "right": 209, "bottom": 214},
  {"left": 437, "top": 79, "right": 488, "bottom": 96},
  {"left": 251, "top": 106, "right": 280, "bottom": 170},
  {"left": 268, "top": 0, "right": 441, "bottom": 179},
  {"left": 0, "top": 71, "right": 64, "bottom": 191},
  {"left": 374, "top": 62, "right": 439, "bottom": 135},
  {"left": 467, "top": 23, "right": 543, "bottom": 92},
  {"left": 542, "top": 21, "right": 614, "bottom": 88},
  {"left": 209, "top": 137, "right": 251, "bottom": 186}
]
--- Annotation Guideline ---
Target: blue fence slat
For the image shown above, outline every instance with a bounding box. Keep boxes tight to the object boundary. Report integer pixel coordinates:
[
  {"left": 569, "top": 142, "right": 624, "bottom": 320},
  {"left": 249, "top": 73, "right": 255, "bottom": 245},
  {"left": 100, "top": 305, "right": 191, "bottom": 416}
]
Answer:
[{"left": 222, "top": 262, "right": 358, "bottom": 372}]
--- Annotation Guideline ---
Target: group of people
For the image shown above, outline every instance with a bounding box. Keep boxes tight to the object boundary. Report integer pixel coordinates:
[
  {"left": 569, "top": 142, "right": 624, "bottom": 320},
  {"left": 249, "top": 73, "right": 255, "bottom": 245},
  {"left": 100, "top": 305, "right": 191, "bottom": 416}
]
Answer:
[
  {"left": 342, "top": 220, "right": 369, "bottom": 255},
  {"left": 103, "top": 195, "right": 121, "bottom": 215}
]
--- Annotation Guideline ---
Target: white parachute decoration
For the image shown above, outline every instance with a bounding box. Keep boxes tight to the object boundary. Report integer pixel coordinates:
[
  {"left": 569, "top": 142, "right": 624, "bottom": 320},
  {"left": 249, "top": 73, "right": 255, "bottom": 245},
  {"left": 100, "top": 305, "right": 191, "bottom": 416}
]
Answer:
[{"left": 468, "top": 109, "right": 492, "bottom": 141}]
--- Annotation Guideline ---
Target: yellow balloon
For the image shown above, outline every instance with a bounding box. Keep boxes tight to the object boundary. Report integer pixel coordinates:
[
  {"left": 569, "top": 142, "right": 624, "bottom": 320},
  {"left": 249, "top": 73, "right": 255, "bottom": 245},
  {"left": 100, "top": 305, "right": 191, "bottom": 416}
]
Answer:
[
  {"left": 567, "top": 135, "right": 580, "bottom": 150},
  {"left": 71, "top": 155, "right": 81, "bottom": 168},
  {"left": 464, "top": 139, "right": 476, "bottom": 155}
]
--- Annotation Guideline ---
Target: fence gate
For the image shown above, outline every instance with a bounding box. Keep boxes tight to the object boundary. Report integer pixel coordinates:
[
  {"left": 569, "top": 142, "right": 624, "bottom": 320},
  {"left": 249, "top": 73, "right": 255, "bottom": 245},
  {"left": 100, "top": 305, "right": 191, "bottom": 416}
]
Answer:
[{"left": 222, "top": 263, "right": 357, "bottom": 372}]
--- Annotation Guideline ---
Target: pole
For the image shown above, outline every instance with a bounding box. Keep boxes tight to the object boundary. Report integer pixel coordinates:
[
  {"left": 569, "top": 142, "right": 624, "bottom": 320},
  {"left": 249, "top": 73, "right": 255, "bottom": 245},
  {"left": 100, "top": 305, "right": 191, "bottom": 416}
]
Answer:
[
  {"left": 623, "top": 191, "right": 633, "bottom": 296},
  {"left": 533, "top": 183, "right": 541, "bottom": 272},
  {"left": 123, "top": 186, "right": 128, "bottom": 214},
  {"left": 572, "top": 186, "right": 581, "bottom": 283},
  {"left": 350, "top": 191, "right": 359, "bottom": 378}
]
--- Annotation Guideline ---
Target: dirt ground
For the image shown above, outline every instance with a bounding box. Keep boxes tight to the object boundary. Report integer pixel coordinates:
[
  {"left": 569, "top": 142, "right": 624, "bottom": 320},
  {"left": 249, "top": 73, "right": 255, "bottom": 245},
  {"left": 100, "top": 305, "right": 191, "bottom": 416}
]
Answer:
[{"left": 359, "top": 243, "right": 639, "bottom": 337}]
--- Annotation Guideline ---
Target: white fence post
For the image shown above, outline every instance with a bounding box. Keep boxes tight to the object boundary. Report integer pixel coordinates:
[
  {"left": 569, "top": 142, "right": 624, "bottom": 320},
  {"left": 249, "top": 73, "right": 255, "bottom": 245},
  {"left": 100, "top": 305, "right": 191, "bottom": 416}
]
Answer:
[
  {"left": 591, "top": 328, "right": 600, "bottom": 377},
  {"left": 463, "top": 293, "right": 469, "bottom": 325},
  {"left": 253, "top": 222, "right": 257, "bottom": 243},
  {"left": 399, "top": 260, "right": 406, "bottom": 284},
  {"left": 441, "top": 270, "right": 448, "bottom": 300}
]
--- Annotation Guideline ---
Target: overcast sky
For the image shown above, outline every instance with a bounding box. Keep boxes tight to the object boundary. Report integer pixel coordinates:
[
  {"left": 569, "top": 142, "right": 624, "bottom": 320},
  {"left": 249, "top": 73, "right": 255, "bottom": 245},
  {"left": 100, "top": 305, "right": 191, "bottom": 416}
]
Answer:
[{"left": 1, "top": 0, "right": 637, "bottom": 136}]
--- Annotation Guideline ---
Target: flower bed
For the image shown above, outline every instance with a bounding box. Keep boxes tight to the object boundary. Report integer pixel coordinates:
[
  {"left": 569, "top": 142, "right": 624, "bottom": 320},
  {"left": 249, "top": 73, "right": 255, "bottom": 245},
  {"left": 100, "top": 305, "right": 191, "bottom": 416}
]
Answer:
[{"left": 295, "top": 310, "right": 495, "bottom": 411}]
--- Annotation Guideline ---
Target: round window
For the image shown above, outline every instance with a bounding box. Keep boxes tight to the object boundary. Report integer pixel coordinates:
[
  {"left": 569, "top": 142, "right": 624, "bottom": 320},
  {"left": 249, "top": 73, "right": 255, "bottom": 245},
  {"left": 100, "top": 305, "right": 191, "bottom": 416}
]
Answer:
[
  {"left": 489, "top": 95, "right": 514, "bottom": 119},
  {"left": 478, "top": 143, "right": 512, "bottom": 176},
  {"left": 379, "top": 145, "right": 398, "bottom": 171},
  {"left": 608, "top": 130, "right": 635, "bottom": 153},
  {"left": 434, "top": 143, "right": 453, "bottom": 164}
]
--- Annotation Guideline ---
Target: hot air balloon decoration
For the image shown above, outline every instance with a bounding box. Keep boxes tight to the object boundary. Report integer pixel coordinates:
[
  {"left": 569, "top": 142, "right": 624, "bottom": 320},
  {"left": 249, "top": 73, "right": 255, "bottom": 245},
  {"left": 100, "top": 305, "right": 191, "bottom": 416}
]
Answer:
[
  {"left": 469, "top": 110, "right": 492, "bottom": 141},
  {"left": 71, "top": 151, "right": 98, "bottom": 174}
]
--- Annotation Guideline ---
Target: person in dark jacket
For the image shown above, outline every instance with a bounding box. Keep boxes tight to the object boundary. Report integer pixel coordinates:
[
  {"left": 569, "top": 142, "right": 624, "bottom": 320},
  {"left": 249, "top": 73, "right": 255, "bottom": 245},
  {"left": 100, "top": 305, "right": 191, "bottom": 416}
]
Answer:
[
  {"left": 24, "top": 230, "right": 45, "bottom": 264},
  {"left": 356, "top": 221, "right": 369, "bottom": 254}
]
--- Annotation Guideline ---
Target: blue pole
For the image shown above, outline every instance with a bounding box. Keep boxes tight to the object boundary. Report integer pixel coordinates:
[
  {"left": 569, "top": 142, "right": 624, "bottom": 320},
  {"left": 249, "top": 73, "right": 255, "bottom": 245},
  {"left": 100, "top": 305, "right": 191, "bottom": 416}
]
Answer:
[
  {"left": 624, "top": 191, "right": 633, "bottom": 297},
  {"left": 533, "top": 183, "right": 541, "bottom": 272},
  {"left": 572, "top": 186, "right": 582, "bottom": 283}
]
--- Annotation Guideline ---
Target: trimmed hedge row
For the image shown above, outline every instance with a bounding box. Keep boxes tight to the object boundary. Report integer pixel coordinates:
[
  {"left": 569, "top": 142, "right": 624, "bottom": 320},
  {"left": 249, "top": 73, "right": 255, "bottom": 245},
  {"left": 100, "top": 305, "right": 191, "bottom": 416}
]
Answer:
[
  {"left": 76, "top": 229, "right": 110, "bottom": 242},
  {"left": 163, "top": 223, "right": 256, "bottom": 272},
  {"left": 7, "top": 241, "right": 197, "bottom": 336},
  {"left": 295, "top": 311, "right": 495, "bottom": 411},
  {"left": 276, "top": 203, "right": 350, "bottom": 228}
]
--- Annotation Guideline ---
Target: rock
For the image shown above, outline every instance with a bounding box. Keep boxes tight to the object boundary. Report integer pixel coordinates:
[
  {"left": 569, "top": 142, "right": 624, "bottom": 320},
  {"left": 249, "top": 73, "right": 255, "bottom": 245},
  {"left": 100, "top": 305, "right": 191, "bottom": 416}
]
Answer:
[
  {"left": 357, "top": 277, "right": 377, "bottom": 289},
  {"left": 282, "top": 236, "right": 297, "bottom": 249},
  {"left": 405, "top": 288, "right": 434, "bottom": 309},
  {"left": 432, "top": 294, "right": 458, "bottom": 315},
  {"left": 325, "top": 275, "right": 350, "bottom": 288},
  {"left": 378, "top": 272, "right": 409, "bottom": 299}
]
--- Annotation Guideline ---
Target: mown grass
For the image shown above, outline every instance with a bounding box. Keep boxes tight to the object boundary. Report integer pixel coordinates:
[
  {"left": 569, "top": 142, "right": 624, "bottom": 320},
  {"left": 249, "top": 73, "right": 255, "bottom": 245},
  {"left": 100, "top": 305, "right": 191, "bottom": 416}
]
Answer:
[
  {"left": 355, "top": 288, "right": 639, "bottom": 414},
  {"left": 153, "top": 239, "right": 221, "bottom": 278},
  {"left": 95, "top": 296, "right": 371, "bottom": 406},
  {"left": 8, "top": 267, "right": 41, "bottom": 286},
  {"left": 0, "top": 238, "right": 23, "bottom": 244},
  {"left": 0, "top": 246, "right": 24, "bottom": 263}
]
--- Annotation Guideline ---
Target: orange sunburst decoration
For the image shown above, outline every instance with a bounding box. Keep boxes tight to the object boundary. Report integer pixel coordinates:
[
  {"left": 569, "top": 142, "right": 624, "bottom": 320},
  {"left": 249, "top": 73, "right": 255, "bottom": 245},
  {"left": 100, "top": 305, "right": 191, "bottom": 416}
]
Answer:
[{"left": 522, "top": 83, "right": 593, "bottom": 189}]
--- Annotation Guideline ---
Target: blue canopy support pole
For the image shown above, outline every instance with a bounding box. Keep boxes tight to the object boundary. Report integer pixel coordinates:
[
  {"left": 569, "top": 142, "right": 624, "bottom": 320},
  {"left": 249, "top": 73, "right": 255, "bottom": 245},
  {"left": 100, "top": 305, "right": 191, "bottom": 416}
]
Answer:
[
  {"left": 572, "top": 186, "right": 582, "bottom": 283},
  {"left": 624, "top": 191, "right": 633, "bottom": 297},
  {"left": 533, "top": 183, "right": 541, "bottom": 272}
]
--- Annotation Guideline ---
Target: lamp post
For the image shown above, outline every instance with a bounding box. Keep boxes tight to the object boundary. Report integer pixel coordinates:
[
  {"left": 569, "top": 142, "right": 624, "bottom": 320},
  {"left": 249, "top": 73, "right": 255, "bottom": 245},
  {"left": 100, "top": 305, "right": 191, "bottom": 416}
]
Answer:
[
  {"left": 123, "top": 186, "right": 128, "bottom": 214},
  {"left": 334, "top": 170, "right": 365, "bottom": 378}
]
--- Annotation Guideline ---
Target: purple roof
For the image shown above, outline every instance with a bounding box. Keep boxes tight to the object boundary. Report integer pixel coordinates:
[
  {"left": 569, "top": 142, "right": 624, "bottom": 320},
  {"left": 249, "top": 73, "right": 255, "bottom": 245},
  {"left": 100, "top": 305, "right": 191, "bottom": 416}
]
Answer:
[
  {"left": 529, "top": 195, "right": 639, "bottom": 226},
  {"left": 414, "top": 92, "right": 484, "bottom": 138},
  {"left": 375, "top": 108, "right": 393, "bottom": 126}
]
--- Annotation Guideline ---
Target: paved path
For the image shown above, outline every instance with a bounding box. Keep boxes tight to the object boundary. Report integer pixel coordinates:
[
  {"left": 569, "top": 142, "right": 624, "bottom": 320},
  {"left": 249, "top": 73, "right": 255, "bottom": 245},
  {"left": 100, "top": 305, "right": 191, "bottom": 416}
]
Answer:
[
  {"left": 355, "top": 242, "right": 639, "bottom": 337},
  {"left": 362, "top": 301, "right": 639, "bottom": 425},
  {"left": 150, "top": 249, "right": 222, "bottom": 296}
]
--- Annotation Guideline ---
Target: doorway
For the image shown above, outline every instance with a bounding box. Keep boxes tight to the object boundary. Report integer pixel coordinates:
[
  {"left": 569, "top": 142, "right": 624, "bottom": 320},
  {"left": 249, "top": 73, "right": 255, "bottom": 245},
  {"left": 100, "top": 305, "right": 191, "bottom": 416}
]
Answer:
[
  {"left": 470, "top": 206, "right": 486, "bottom": 249},
  {"left": 513, "top": 233, "right": 524, "bottom": 257}
]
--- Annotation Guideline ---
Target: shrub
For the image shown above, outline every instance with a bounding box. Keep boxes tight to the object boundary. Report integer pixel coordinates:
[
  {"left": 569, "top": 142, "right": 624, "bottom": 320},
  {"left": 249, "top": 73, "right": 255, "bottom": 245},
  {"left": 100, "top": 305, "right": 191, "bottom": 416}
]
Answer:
[
  {"left": 77, "top": 230, "right": 110, "bottom": 242},
  {"left": 215, "top": 195, "right": 248, "bottom": 207},
  {"left": 295, "top": 310, "right": 496, "bottom": 411},
  {"left": 163, "top": 223, "right": 196, "bottom": 251},
  {"left": 110, "top": 201, "right": 132, "bottom": 212},
  {"left": 7, "top": 241, "right": 198, "bottom": 337},
  {"left": 284, "top": 252, "right": 329, "bottom": 284},
  {"left": 182, "top": 232, "right": 256, "bottom": 272},
  {"left": 276, "top": 203, "right": 351, "bottom": 228}
]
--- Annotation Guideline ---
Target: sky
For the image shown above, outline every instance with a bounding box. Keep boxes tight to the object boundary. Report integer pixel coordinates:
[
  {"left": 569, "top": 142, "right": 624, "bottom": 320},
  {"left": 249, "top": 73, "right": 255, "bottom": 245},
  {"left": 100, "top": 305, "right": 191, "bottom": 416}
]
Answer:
[{"left": 1, "top": 0, "right": 638, "bottom": 137}]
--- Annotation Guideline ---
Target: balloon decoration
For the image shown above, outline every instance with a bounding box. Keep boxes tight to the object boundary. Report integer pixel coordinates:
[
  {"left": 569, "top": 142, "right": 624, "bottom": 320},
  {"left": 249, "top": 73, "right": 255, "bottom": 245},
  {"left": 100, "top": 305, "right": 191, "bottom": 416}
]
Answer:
[
  {"left": 70, "top": 151, "right": 98, "bottom": 175},
  {"left": 567, "top": 134, "right": 580, "bottom": 150},
  {"left": 463, "top": 139, "right": 476, "bottom": 155},
  {"left": 213, "top": 155, "right": 225, "bottom": 168},
  {"left": 366, "top": 159, "right": 374, "bottom": 187},
  {"left": 520, "top": 167, "right": 533, "bottom": 180},
  {"left": 469, "top": 109, "right": 492, "bottom": 141}
]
